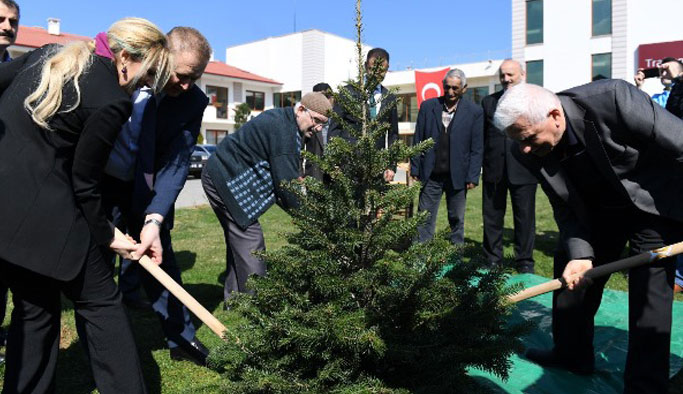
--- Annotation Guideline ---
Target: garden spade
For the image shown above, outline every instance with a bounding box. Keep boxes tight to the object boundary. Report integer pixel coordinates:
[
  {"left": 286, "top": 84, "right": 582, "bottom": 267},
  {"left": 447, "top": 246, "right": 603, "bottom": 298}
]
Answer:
[
  {"left": 114, "top": 227, "right": 228, "bottom": 339},
  {"left": 508, "top": 240, "right": 683, "bottom": 303}
]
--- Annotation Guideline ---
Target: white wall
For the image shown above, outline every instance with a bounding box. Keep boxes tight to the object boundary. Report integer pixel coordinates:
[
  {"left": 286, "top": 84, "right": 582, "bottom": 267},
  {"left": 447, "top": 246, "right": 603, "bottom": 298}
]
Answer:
[
  {"left": 226, "top": 33, "right": 303, "bottom": 92},
  {"left": 323, "top": 33, "right": 368, "bottom": 90},
  {"left": 226, "top": 30, "right": 371, "bottom": 94}
]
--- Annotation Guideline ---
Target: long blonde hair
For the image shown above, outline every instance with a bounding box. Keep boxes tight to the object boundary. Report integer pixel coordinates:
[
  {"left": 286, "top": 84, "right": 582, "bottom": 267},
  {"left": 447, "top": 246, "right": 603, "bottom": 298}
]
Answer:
[{"left": 24, "top": 17, "right": 173, "bottom": 130}]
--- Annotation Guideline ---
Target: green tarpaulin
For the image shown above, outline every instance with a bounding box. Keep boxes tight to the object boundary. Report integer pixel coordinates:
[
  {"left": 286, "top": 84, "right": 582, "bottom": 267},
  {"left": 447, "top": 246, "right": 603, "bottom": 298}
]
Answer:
[{"left": 468, "top": 274, "right": 683, "bottom": 393}]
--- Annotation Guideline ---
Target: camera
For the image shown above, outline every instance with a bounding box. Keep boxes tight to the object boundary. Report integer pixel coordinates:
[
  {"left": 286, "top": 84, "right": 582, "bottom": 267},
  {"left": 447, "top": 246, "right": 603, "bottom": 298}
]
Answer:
[{"left": 641, "top": 68, "right": 660, "bottom": 78}]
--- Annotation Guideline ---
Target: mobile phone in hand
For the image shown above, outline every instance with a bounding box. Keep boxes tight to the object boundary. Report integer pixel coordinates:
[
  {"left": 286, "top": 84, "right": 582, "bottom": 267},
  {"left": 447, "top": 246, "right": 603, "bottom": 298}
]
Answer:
[{"left": 642, "top": 68, "right": 660, "bottom": 78}]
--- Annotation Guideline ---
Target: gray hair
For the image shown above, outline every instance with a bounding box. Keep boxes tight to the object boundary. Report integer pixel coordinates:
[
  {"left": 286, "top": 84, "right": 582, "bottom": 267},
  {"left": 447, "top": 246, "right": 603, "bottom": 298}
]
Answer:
[
  {"left": 493, "top": 83, "right": 561, "bottom": 131},
  {"left": 443, "top": 68, "right": 467, "bottom": 87},
  {"left": 167, "top": 26, "right": 212, "bottom": 65}
]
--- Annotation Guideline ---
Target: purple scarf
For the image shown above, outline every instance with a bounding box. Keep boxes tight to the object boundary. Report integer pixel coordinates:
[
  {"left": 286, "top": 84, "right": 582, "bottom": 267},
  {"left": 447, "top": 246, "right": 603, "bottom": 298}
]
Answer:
[{"left": 94, "top": 32, "right": 114, "bottom": 59}]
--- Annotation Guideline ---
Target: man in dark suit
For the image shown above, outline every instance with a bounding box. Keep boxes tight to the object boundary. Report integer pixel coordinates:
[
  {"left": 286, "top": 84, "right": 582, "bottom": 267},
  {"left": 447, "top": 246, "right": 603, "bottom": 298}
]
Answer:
[
  {"left": 481, "top": 60, "right": 537, "bottom": 273},
  {"left": 329, "top": 47, "right": 399, "bottom": 182},
  {"left": 104, "top": 26, "right": 212, "bottom": 366},
  {"left": 494, "top": 81, "right": 683, "bottom": 393},
  {"left": 0, "top": 0, "right": 19, "bottom": 364},
  {"left": 410, "top": 68, "right": 483, "bottom": 244}
]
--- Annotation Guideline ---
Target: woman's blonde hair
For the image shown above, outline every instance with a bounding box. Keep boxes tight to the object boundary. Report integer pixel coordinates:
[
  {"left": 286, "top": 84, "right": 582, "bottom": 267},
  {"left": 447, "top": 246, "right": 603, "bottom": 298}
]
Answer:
[{"left": 25, "top": 17, "right": 173, "bottom": 129}]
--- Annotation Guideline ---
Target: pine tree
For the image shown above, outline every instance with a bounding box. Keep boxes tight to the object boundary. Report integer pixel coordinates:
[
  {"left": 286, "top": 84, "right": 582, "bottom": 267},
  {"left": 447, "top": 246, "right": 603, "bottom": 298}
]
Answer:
[{"left": 210, "top": 2, "right": 528, "bottom": 392}]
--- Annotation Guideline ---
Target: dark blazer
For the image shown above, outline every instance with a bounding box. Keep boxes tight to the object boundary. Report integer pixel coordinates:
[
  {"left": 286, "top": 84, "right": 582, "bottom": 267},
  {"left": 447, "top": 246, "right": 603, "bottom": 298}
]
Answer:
[
  {"left": 131, "top": 85, "right": 208, "bottom": 230},
  {"left": 481, "top": 90, "right": 537, "bottom": 185},
  {"left": 303, "top": 128, "right": 325, "bottom": 181},
  {"left": 513, "top": 79, "right": 683, "bottom": 261},
  {"left": 328, "top": 84, "right": 399, "bottom": 150},
  {"left": 0, "top": 46, "right": 132, "bottom": 281},
  {"left": 410, "top": 96, "right": 484, "bottom": 188}
]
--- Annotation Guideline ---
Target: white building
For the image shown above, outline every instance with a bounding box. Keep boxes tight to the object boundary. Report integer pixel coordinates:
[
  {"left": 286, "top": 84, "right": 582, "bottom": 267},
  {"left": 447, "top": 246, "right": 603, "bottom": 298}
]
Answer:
[
  {"left": 197, "top": 61, "right": 282, "bottom": 144},
  {"left": 225, "top": 29, "right": 505, "bottom": 141},
  {"left": 511, "top": 0, "right": 683, "bottom": 95},
  {"left": 225, "top": 29, "right": 373, "bottom": 103}
]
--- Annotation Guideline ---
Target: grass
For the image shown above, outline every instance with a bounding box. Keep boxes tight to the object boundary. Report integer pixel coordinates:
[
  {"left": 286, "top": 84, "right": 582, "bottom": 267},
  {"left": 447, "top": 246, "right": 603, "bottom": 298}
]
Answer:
[{"left": 0, "top": 187, "right": 679, "bottom": 392}]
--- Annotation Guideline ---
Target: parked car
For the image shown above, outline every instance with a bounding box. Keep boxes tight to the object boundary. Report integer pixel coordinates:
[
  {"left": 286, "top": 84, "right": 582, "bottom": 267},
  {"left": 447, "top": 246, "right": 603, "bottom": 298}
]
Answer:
[{"left": 188, "top": 144, "right": 216, "bottom": 178}]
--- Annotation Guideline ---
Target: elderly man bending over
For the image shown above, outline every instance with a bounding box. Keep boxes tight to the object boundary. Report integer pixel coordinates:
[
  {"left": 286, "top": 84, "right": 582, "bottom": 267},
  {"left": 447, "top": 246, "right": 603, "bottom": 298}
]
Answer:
[{"left": 201, "top": 92, "right": 331, "bottom": 306}]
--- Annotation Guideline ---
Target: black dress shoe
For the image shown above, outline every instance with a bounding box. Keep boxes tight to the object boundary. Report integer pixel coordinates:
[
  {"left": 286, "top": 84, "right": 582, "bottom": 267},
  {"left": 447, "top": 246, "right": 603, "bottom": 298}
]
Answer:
[
  {"left": 524, "top": 348, "right": 594, "bottom": 375},
  {"left": 517, "top": 265, "right": 535, "bottom": 274},
  {"left": 170, "top": 337, "right": 209, "bottom": 367}
]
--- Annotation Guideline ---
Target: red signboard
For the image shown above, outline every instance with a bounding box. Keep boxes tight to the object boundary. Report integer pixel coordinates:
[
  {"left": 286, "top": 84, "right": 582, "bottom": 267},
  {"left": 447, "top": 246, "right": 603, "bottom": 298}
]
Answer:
[
  {"left": 415, "top": 68, "right": 450, "bottom": 108},
  {"left": 637, "top": 40, "right": 683, "bottom": 69}
]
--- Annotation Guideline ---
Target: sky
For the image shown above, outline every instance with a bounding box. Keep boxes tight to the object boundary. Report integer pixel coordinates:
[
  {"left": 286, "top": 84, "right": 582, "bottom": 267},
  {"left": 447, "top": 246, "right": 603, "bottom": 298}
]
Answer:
[{"left": 16, "top": 0, "right": 511, "bottom": 71}]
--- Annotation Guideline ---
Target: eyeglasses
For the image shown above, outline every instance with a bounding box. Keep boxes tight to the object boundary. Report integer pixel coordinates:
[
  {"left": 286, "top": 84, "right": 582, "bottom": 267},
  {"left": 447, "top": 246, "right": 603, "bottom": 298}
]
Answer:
[
  {"left": 443, "top": 84, "right": 461, "bottom": 92},
  {"left": 306, "top": 109, "right": 328, "bottom": 126}
]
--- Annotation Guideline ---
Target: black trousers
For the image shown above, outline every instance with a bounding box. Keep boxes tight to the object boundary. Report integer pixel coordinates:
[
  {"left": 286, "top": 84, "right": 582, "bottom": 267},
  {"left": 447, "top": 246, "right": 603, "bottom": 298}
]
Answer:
[
  {"left": 482, "top": 179, "right": 537, "bottom": 269},
  {"left": 551, "top": 207, "right": 680, "bottom": 394},
  {"left": 0, "top": 242, "right": 146, "bottom": 394}
]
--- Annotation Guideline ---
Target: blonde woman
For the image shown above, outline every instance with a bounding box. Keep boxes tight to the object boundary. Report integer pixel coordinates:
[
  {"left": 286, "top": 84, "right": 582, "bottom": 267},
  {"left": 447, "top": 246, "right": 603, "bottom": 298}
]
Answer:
[{"left": 0, "top": 17, "right": 171, "bottom": 393}]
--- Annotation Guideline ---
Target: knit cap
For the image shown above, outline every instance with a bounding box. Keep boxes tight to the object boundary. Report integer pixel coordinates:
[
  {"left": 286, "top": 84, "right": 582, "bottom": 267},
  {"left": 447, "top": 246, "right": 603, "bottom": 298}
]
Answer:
[{"left": 301, "top": 92, "right": 332, "bottom": 117}]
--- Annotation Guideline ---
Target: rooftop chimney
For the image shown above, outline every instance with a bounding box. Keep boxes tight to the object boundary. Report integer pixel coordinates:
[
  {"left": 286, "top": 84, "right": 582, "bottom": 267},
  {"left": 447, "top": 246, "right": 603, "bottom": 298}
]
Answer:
[{"left": 47, "top": 18, "right": 60, "bottom": 36}]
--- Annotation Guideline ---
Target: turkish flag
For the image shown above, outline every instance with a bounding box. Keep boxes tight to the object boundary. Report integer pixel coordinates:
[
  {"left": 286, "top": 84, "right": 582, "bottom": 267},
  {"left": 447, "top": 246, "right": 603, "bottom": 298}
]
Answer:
[{"left": 415, "top": 68, "right": 450, "bottom": 108}]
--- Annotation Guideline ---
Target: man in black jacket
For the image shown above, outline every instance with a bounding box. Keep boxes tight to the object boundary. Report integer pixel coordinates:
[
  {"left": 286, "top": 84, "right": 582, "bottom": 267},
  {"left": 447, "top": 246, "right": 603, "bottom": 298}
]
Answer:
[
  {"left": 481, "top": 59, "right": 537, "bottom": 273},
  {"left": 494, "top": 81, "right": 683, "bottom": 393}
]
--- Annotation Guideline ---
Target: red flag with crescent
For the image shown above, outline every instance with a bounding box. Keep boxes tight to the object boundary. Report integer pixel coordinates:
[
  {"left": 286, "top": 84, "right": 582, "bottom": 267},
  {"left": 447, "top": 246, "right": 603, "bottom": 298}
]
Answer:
[{"left": 415, "top": 68, "right": 450, "bottom": 109}]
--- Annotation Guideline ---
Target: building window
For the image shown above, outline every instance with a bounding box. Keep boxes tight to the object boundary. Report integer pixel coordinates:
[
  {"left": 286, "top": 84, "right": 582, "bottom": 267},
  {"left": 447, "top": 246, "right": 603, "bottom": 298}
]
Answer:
[
  {"left": 206, "top": 86, "right": 228, "bottom": 119},
  {"left": 494, "top": 83, "right": 503, "bottom": 92},
  {"left": 464, "top": 86, "right": 490, "bottom": 105},
  {"left": 526, "top": 60, "right": 544, "bottom": 86},
  {"left": 592, "top": 53, "right": 612, "bottom": 80},
  {"left": 397, "top": 93, "right": 417, "bottom": 122},
  {"left": 526, "top": 0, "right": 543, "bottom": 45},
  {"left": 206, "top": 129, "right": 228, "bottom": 145},
  {"left": 592, "top": 0, "right": 611, "bottom": 36},
  {"left": 246, "top": 90, "right": 265, "bottom": 111},
  {"left": 273, "top": 91, "right": 301, "bottom": 108}
]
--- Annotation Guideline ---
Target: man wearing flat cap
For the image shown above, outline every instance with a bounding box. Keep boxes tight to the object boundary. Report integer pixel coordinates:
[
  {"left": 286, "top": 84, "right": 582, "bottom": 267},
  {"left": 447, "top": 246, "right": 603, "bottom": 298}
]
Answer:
[{"left": 202, "top": 92, "right": 331, "bottom": 305}]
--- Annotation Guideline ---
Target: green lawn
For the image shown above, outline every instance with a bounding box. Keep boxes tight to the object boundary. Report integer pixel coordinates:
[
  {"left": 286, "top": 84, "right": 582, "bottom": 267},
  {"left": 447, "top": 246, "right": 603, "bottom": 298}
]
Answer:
[{"left": 0, "top": 187, "right": 677, "bottom": 393}]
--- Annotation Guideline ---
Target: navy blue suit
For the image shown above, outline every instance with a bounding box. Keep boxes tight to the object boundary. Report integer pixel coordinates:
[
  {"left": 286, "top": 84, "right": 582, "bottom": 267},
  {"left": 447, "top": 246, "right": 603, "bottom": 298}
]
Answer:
[
  {"left": 410, "top": 96, "right": 483, "bottom": 243},
  {"left": 123, "top": 86, "right": 209, "bottom": 349}
]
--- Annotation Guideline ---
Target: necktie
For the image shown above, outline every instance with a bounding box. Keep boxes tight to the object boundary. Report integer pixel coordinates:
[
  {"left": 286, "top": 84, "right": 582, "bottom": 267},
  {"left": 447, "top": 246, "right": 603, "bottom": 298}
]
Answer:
[{"left": 369, "top": 93, "right": 377, "bottom": 119}]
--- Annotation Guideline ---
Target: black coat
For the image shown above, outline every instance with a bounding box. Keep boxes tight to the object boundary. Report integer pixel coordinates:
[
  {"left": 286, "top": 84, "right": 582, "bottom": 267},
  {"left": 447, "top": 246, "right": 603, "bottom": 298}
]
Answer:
[
  {"left": 481, "top": 90, "right": 537, "bottom": 185},
  {"left": 0, "top": 45, "right": 132, "bottom": 281},
  {"left": 514, "top": 79, "right": 683, "bottom": 260}
]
